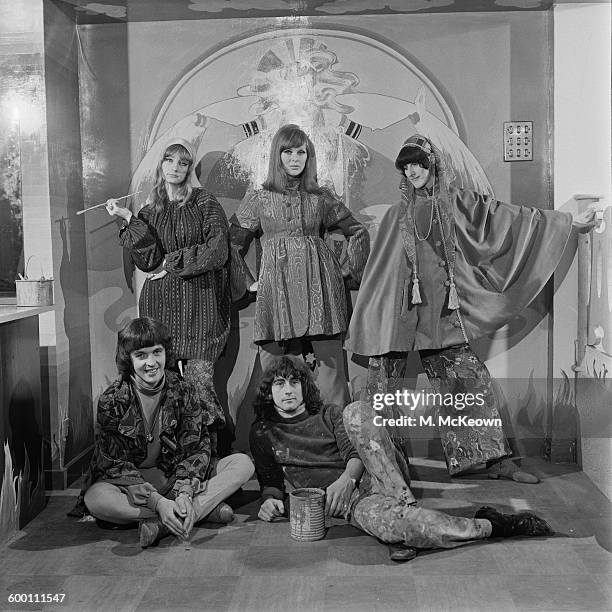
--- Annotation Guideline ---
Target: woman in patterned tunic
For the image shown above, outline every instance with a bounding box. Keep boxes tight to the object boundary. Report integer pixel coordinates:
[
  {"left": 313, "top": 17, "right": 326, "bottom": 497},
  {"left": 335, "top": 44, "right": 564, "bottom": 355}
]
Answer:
[
  {"left": 230, "top": 124, "right": 370, "bottom": 407},
  {"left": 105, "top": 138, "right": 231, "bottom": 448}
]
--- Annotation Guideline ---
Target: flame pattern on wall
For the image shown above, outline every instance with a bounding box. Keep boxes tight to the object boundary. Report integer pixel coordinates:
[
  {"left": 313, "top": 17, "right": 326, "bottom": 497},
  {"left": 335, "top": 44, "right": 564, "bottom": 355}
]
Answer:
[{"left": 0, "top": 440, "right": 45, "bottom": 544}]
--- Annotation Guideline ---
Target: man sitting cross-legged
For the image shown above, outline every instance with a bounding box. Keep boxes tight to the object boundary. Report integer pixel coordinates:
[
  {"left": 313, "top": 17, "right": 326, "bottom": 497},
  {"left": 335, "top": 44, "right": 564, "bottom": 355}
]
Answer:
[
  {"left": 72, "top": 317, "right": 254, "bottom": 548},
  {"left": 250, "top": 356, "right": 553, "bottom": 561}
]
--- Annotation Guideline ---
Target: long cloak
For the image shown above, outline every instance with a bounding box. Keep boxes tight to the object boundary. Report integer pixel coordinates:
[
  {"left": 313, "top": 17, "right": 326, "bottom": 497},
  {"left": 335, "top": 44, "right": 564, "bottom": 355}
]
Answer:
[{"left": 345, "top": 188, "right": 572, "bottom": 356}]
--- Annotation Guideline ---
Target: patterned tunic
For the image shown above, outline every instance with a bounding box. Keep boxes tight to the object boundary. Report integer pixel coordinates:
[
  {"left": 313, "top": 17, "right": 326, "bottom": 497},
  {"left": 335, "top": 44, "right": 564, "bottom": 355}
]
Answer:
[
  {"left": 119, "top": 188, "right": 230, "bottom": 361},
  {"left": 231, "top": 186, "right": 369, "bottom": 342}
]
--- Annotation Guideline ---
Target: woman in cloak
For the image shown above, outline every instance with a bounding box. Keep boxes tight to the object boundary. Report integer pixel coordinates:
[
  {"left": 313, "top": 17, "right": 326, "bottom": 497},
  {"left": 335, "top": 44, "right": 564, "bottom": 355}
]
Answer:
[{"left": 345, "top": 134, "right": 599, "bottom": 482}]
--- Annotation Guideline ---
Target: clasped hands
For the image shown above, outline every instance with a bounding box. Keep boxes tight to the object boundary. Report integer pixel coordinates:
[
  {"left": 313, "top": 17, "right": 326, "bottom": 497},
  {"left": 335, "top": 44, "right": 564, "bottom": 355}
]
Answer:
[
  {"left": 156, "top": 494, "right": 195, "bottom": 540},
  {"left": 257, "top": 473, "right": 355, "bottom": 522}
]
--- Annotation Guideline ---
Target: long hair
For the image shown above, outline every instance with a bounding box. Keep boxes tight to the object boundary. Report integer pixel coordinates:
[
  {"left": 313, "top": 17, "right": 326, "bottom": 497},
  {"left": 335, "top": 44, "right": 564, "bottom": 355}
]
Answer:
[
  {"left": 148, "top": 143, "right": 194, "bottom": 213},
  {"left": 253, "top": 356, "right": 324, "bottom": 420},
  {"left": 262, "top": 124, "right": 321, "bottom": 194},
  {"left": 115, "top": 317, "right": 175, "bottom": 380}
]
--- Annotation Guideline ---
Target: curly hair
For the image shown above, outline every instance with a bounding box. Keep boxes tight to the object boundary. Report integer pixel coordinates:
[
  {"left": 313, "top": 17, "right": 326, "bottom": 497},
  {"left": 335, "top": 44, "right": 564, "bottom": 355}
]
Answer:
[
  {"left": 115, "top": 317, "right": 175, "bottom": 380},
  {"left": 254, "top": 356, "right": 324, "bottom": 420}
]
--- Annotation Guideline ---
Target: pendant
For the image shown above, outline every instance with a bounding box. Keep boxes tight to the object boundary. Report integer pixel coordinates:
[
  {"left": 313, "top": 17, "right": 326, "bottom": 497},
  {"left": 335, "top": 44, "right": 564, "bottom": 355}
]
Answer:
[{"left": 146, "top": 433, "right": 154, "bottom": 443}]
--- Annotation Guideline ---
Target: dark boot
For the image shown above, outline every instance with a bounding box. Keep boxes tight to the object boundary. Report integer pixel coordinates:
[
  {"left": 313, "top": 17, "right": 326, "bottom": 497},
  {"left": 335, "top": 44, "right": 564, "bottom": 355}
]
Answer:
[
  {"left": 475, "top": 506, "right": 554, "bottom": 538},
  {"left": 138, "top": 517, "right": 171, "bottom": 548}
]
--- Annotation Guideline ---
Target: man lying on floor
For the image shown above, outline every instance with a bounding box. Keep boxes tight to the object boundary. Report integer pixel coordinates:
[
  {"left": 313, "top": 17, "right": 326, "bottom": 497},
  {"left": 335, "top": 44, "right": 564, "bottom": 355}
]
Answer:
[
  {"left": 250, "top": 356, "right": 553, "bottom": 562},
  {"left": 70, "top": 317, "right": 254, "bottom": 548}
]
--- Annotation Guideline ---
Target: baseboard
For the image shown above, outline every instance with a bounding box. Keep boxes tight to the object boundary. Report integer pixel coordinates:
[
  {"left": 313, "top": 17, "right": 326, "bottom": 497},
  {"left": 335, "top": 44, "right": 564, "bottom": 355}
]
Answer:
[{"left": 44, "top": 445, "right": 93, "bottom": 490}]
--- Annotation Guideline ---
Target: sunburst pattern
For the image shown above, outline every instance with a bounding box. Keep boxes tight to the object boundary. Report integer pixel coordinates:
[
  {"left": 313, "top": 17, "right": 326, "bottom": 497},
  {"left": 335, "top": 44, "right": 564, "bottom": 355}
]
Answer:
[{"left": 226, "top": 36, "right": 369, "bottom": 195}]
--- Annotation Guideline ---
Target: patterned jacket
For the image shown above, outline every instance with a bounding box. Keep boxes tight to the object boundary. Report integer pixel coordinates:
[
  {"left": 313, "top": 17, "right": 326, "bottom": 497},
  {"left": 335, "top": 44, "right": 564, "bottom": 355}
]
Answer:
[{"left": 70, "top": 370, "right": 214, "bottom": 516}]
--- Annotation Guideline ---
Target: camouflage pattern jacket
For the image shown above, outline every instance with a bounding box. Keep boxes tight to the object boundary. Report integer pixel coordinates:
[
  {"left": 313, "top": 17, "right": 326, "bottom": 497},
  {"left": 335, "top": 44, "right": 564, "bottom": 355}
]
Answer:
[{"left": 70, "top": 370, "right": 213, "bottom": 516}]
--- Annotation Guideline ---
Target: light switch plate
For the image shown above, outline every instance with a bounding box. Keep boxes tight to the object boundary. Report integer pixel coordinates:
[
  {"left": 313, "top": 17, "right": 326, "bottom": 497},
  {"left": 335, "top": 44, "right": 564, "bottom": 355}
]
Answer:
[{"left": 503, "top": 121, "right": 533, "bottom": 161}]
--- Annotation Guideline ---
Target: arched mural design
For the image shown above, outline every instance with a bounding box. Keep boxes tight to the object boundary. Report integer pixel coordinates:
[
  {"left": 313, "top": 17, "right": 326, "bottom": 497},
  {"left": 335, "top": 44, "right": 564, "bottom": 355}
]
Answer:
[{"left": 130, "top": 28, "right": 493, "bottom": 222}]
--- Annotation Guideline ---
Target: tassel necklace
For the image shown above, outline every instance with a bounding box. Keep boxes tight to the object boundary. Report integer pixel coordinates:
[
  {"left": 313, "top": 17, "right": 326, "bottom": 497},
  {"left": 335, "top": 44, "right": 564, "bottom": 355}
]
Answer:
[{"left": 433, "top": 203, "right": 462, "bottom": 315}]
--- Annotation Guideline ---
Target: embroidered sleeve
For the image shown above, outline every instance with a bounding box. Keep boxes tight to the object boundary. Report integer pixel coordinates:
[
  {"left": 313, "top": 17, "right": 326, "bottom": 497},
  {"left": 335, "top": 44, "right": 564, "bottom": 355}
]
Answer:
[{"left": 322, "top": 189, "right": 370, "bottom": 287}]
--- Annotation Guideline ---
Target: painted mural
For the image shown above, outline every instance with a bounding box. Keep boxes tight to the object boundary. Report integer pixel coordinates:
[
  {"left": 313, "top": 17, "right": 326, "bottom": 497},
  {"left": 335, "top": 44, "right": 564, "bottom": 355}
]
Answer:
[
  {"left": 114, "top": 28, "right": 503, "bottom": 428},
  {"left": 132, "top": 30, "right": 492, "bottom": 204},
  {"left": 77, "top": 19, "right": 572, "bottom": 460},
  {"left": 77, "top": 12, "right": 560, "bottom": 455}
]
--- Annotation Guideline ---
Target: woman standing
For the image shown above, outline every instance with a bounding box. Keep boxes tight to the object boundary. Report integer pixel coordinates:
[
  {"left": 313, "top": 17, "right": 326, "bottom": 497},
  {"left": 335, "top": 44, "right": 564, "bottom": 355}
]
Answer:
[
  {"left": 231, "top": 124, "right": 370, "bottom": 407},
  {"left": 106, "top": 138, "right": 233, "bottom": 448},
  {"left": 345, "top": 134, "right": 599, "bottom": 482}
]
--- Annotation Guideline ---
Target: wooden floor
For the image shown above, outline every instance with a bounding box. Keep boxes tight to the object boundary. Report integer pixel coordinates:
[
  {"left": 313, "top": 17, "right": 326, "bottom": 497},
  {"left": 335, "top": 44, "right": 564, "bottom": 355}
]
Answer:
[{"left": 0, "top": 457, "right": 610, "bottom": 612}]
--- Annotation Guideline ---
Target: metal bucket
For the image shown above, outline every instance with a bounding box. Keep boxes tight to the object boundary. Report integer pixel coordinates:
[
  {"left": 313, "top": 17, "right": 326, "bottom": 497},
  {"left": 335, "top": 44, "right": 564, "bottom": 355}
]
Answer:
[
  {"left": 15, "top": 256, "right": 54, "bottom": 307},
  {"left": 289, "top": 487, "right": 326, "bottom": 541}
]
